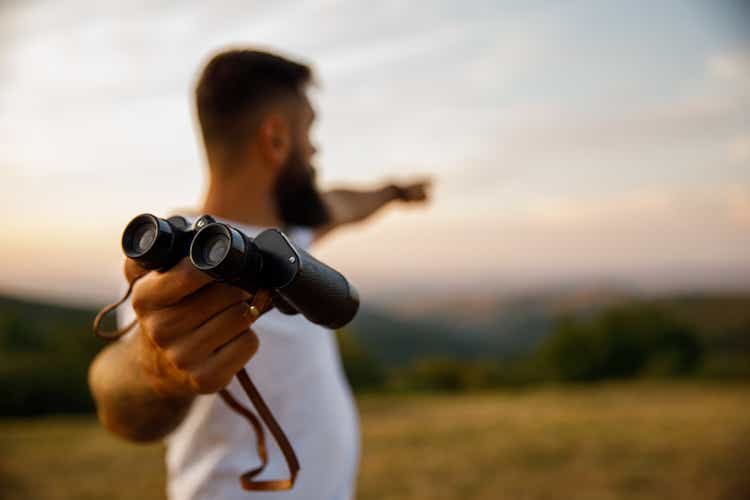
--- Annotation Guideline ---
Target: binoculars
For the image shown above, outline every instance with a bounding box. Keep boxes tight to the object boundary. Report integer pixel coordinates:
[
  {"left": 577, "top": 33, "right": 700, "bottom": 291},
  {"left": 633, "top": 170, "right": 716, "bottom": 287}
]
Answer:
[{"left": 121, "top": 213, "right": 359, "bottom": 330}]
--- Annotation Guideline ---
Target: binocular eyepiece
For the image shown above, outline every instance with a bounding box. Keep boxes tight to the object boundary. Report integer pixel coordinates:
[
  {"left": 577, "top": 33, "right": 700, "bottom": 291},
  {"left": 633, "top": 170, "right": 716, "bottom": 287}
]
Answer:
[
  {"left": 190, "top": 223, "right": 264, "bottom": 290},
  {"left": 121, "top": 214, "right": 194, "bottom": 271},
  {"left": 121, "top": 213, "right": 359, "bottom": 330}
]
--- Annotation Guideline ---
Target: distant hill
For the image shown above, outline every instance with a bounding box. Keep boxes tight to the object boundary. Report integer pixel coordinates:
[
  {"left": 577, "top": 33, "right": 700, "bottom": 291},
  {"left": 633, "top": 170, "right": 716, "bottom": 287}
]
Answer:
[
  {"left": 0, "top": 295, "right": 103, "bottom": 415},
  {"left": 0, "top": 288, "right": 747, "bottom": 415},
  {"left": 376, "top": 284, "right": 638, "bottom": 325},
  {"left": 0, "top": 295, "right": 100, "bottom": 352},
  {"left": 351, "top": 288, "right": 750, "bottom": 367},
  {"left": 349, "top": 302, "right": 554, "bottom": 367},
  {"left": 350, "top": 285, "right": 637, "bottom": 367}
]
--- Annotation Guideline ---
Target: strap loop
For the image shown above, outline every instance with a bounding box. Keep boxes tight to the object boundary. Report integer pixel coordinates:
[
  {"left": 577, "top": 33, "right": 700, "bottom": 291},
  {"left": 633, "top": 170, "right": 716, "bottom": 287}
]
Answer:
[
  {"left": 93, "top": 276, "right": 142, "bottom": 340},
  {"left": 221, "top": 369, "right": 300, "bottom": 491}
]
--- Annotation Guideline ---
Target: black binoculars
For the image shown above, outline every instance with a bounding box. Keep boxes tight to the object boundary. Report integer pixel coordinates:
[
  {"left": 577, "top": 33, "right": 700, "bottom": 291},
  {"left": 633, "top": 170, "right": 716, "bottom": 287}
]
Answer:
[{"left": 121, "top": 213, "right": 359, "bottom": 330}]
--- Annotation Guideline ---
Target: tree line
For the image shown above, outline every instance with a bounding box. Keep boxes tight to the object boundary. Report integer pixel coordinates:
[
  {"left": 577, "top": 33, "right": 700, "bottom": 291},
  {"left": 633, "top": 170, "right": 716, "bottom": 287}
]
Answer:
[{"left": 0, "top": 296, "right": 748, "bottom": 416}]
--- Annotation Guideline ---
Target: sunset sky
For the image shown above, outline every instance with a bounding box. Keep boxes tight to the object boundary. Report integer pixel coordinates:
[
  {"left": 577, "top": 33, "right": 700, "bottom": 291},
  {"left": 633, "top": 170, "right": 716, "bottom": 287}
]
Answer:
[{"left": 1, "top": 1, "right": 749, "bottom": 305}]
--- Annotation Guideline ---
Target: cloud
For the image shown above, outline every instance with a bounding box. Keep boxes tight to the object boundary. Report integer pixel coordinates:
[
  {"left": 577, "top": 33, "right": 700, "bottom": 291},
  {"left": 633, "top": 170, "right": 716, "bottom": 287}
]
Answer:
[
  {"left": 501, "top": 90, "right": 749, "bottom": 156},
  {"left": 517, "top": 184, "right": 750, "bottom": 230},
  {"left": 726, "top": 134, "right": 750, "bottom": 165},
  {"left": 708, "top": 50, "right": 750, "bottom": 83}
]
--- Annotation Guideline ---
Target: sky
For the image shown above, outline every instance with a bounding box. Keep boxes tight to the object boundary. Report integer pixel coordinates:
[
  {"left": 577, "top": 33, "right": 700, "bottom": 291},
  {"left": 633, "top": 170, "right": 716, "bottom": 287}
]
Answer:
[{"left": 1, "top": 0, "right": 749, "bottom": 306}]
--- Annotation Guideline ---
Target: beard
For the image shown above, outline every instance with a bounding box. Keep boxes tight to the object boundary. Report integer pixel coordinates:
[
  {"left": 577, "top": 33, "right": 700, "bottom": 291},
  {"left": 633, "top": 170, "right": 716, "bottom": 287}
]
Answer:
[{"left": 273, "top": 147, "right": 330, "bottom": 228}]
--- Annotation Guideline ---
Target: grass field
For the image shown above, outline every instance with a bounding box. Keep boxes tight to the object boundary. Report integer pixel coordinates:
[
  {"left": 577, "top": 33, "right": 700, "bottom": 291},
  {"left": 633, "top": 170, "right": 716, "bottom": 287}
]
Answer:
[{"left": 1, "top": 383, "right": 749, "bottom": 500}]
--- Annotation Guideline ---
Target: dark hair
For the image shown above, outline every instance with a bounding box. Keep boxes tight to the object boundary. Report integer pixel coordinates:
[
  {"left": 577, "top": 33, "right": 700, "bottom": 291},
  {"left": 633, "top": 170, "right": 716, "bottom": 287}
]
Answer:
[{"left": 195, "top": 49, "right": 312, "bottom": 154}]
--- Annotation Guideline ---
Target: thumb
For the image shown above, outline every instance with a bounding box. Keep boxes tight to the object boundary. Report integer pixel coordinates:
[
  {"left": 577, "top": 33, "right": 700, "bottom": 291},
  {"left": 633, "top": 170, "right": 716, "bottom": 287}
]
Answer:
[{"left": 124, "top": 258, "right": 150, "bottom": 285}]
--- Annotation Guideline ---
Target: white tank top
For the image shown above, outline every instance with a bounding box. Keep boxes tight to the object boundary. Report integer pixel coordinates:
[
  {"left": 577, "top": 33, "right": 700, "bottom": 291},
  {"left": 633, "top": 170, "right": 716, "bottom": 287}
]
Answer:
[{"left": 118, "top": 224, "right": 360, "bottom": 500}]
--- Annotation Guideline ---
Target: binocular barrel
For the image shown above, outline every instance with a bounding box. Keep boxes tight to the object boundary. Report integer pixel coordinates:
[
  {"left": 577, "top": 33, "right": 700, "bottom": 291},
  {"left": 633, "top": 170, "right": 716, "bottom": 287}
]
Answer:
[
  {"left": 190, "top": 222, "right": 359, "bottom": 330},
  {"left": 121, "top": 214, "right": 194, "bottom": 271},
  {"left": 190, "top": 223, "right": 264, "bottom": 291},
  {"left": 121, "top": 214, "right": 359, "bottom": 329}
]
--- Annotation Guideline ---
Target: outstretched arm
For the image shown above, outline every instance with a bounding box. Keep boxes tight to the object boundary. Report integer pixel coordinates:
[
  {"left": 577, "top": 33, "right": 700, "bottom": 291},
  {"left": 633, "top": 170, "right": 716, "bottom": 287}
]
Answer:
[{"left": 315, "top": 179, "right": 431, "bottom": 241}]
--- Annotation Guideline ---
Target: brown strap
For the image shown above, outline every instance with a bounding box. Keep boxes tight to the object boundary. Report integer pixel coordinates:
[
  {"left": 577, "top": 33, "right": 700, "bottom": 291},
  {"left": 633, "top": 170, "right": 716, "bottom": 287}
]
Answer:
[
  {"left": 217, "top": 370, "right": 300, "bottom": 490},
  {"left": 93, "top": 276, "right": 142, "bottom": 340},
  {"left": 218, "top": 388, "right": 267, "bottom": 478}
]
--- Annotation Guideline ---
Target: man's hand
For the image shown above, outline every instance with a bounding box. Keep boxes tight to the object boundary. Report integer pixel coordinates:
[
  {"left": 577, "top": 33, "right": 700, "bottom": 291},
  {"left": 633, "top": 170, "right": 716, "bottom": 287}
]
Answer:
[
  {"left": 315, "top": 177, "right": 433, "bottom": 242},
  {"left": 390, "top": 179, "right": 431, "bottom": 203},
  {"left": 89, "top": 258, "right": 266, "bottom": 442},
  {"left": 127, "top": 258, "right": 261, "bottom": 396}
]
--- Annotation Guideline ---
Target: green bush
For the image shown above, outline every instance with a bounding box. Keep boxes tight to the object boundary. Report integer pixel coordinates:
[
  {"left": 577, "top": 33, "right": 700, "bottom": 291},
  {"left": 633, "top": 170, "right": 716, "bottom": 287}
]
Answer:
[
  {"left": 0, "top": 353, "right": 94, "bottom": 415},
  {"left": 537, "top": 305, "right": 703, "bottom": 382},
  {"left": 336, "top": 330, "right": 386, "bottom": 391},
  {"left": 386, "top": 358, "right": 534, "bottom": 392},
  {"left": 0, "top": 300, "right": 101, "bottom": 416}
]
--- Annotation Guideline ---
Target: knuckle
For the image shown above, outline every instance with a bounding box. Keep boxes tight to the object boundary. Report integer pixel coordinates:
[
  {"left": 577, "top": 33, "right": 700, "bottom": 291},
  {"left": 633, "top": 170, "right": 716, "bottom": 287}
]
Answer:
[
  {"left": 131, "top": 291, "right": 147, "bottom": 313},
  {"left": 162, "top": 308, "right": 188, "bottom": 332},
  {"left": 164, "top": 349, "right": 189, "bottom": 371},
  {"left": 209, "top": 283, "right": 250, "bottom": 306},
  {"left": 124, "top": 258, "right": 148, "bottom": 283},
  {"left": 171, "top": 264, "right": 201, "bottom": 292},
  {"left": 241, "top": 330, "right": 260, "bottom": 355},
  {"left": 163, "top": 349, "right": 179, "bottom": 368},
  {"left": 229, "top": 303, "right": 249, "bottom": 322},
  {"left": 229, "top": 287, "right": 253, "bottom": 302},
  {"left": 174, "top": 272, "right": 192, "bottom": 291},
  {"left": 150, "top": 332, "right": 167, "bottom": 349},
  {"left": 173, "top": 357, "right": 191, "bottom": 372},
  {"left": 229, "top": 318, "right": 252, "bottom": 337},
  {"left": 146, "top": 320, "right": 170, "bottom": 347},
  {"left": 192, "top": 371, "right": 227, "bottom": 394},
  {"left": 211, "top": 305, "right": 248, "bottom": 333}
]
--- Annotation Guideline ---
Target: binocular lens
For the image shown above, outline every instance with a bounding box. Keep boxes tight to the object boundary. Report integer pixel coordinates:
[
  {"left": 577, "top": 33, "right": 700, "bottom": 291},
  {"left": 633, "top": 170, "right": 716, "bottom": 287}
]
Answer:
[
  {"left": 190, "top": 223, "right": 263, "bottom": 289},
  {"left": 203, "top": 234, "right": 229, "bottom": 266},
  {"left": 132, "top": 224, "right": 157, "bottom": 253}
]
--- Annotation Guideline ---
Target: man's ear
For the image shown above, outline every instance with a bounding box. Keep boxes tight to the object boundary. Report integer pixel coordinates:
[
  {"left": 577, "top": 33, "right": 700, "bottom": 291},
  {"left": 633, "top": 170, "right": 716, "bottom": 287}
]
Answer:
[{"left": 257, "top": 113, "right": 291, "bottom": 170}]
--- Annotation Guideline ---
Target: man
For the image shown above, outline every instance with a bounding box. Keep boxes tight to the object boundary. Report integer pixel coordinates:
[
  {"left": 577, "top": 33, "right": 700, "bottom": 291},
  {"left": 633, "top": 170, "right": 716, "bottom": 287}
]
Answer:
[{"left": 88, "top": 49, "right": 430, "bottom": 500}]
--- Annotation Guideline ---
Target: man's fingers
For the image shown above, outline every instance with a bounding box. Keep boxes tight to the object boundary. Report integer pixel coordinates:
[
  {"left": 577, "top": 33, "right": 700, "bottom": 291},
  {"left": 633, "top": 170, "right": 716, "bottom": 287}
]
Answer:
[
  {"left": 142, "top": 284, "right": 251, "bottom": 347},
  {"left": 398, "top": 178, "right": 433, "bottom": 202},
  {"left": 409, "top": 186, "right": 427, "bottom": 201},
  {"left": 403, "top": 183, "right": 429, "bottom": 201},
  {"left": 124, "top": 258, "right": 150, "bottom": 285},
  {"left": 189, "top": 329, "right": 260, "bottom": 393},
  {"left": 131, "top": 258, "right": 215, "bottom": 311},
  {"left": 166, "top": 301, "right": 257, "bottom": 367}
]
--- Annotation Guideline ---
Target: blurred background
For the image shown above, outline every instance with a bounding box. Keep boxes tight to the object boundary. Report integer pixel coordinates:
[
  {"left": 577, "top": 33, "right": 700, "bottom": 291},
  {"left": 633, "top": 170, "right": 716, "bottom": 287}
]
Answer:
[{"left": 1, "top": 1, "right": 749, "bottom": 499}]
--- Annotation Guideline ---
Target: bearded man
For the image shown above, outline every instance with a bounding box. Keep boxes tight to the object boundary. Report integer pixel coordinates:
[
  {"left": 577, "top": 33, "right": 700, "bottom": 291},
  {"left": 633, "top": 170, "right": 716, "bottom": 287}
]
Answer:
[{"left": 88, "top": 49, "right": 430, "bottom": 500}]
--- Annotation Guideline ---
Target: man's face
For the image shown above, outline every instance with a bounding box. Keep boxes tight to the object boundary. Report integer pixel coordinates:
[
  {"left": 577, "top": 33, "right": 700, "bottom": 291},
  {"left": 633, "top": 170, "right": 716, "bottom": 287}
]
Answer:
[{"left": 272, "top": 95, "right": 330, "bottom": 228}]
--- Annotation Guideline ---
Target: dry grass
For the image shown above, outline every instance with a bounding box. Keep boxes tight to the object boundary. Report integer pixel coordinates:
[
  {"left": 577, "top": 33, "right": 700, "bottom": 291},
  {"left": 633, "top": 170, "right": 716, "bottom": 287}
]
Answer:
[
  {"left": 356, "top": 383, "right": 750, "bottom": 500},
  {"left": 1, "top": 383, "right": 749, "bottom": 500}
]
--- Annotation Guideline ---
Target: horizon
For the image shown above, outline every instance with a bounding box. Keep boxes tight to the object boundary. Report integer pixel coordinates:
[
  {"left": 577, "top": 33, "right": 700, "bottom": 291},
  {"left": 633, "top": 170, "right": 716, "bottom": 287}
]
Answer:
[{"left": 3, "top": 270, "right": 749, "bottom": 310}]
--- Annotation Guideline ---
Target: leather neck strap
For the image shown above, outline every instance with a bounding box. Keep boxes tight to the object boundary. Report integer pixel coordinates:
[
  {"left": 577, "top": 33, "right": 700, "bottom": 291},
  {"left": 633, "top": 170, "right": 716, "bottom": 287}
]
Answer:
[
  {"left": 221, "top": 369, "right": 300, "bottom": 490},
  {"left": 92, "top": 279, "right": 139, "bottom": 340}
]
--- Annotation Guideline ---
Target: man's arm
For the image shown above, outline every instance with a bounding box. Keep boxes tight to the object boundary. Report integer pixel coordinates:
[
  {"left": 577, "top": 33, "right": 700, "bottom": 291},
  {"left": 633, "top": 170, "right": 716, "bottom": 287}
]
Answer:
[
  {"left": 89, "top": 331, "right": 195, "bottom": 442},
  {"left": 315, "top": 179, "right": 431, "bottom": 241},
  {"left": 89, "top": 258, "right": 261, "bottom": 442}
]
